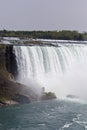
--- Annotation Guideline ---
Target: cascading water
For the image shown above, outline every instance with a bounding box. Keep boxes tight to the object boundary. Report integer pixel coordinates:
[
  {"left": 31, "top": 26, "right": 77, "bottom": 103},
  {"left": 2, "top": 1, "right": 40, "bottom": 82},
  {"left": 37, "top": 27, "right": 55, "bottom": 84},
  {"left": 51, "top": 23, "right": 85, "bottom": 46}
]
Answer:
[{"left": 14, "top": 42, "right": 87, "bottom": 100}]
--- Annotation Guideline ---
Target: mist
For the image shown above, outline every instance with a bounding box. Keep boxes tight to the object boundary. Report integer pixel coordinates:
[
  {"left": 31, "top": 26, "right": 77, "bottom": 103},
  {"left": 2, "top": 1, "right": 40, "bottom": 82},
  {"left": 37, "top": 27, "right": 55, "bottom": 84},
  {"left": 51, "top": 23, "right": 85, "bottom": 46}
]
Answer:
[
  {"left": 44, "top": 60, "right": 87, "bottom": 101},
  {"left": 20, "top": 78, "right": 43, "bottom": 97}
]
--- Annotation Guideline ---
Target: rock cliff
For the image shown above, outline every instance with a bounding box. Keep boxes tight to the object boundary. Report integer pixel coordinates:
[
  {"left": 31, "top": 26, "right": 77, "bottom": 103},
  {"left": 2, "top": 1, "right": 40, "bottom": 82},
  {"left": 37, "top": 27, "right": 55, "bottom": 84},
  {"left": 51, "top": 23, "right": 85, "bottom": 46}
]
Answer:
[{"left": 0, "top": 44, "right": 39, "bottom": 106}]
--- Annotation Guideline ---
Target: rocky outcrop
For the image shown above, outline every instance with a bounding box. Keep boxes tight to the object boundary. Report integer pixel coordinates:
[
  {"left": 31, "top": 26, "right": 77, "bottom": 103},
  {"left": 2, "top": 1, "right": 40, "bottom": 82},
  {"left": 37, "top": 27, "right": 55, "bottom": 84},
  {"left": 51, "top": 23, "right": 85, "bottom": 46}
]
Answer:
[
  {"left": 66, "top": 94, "right": 78, "bottom": 99},
  {"left": 0, "top": 78, "right": 39, "bottom": 105},
  {"left": 0, "top": 44, "right": 10, "bottom": 80},
  {"left": 0, "top": 44, "right": 39, "bottom": 106},
  {"left": 5, "top": 45, "right": 18, "bottom": 79},
  {"left": 41, "top": 87, "right": 57, "bottom": 100},
  {"left": 41, "top": 92, "right": 57, "bottom": 100}
]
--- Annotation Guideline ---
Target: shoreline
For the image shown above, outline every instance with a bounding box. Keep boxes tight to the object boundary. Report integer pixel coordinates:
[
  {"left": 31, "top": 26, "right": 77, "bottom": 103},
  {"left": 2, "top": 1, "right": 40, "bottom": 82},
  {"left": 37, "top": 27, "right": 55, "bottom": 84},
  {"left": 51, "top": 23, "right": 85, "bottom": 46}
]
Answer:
[{"left": 0, "top": 100, "right": 18, "bottom": 108}]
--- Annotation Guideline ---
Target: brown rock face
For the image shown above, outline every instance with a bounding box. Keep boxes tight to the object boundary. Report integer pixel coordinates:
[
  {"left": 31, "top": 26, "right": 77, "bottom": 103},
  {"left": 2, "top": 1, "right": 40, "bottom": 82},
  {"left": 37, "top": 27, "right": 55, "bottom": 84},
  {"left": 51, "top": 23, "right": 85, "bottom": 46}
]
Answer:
[{"left": 0, "top": 44, "right": 39, "bottom": 105}]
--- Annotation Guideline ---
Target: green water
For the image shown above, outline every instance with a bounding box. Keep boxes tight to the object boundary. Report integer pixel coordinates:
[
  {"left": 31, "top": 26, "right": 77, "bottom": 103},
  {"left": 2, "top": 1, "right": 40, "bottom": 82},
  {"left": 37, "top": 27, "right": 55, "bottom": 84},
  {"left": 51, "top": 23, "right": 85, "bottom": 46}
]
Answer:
[{"left": 0, "top": 100, "right": 87, "bottom": 130}]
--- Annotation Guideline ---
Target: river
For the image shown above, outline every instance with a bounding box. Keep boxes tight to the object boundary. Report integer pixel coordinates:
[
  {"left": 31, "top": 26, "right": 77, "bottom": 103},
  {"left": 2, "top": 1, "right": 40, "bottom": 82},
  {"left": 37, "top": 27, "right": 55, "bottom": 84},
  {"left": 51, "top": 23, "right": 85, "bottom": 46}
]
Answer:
[{"left": 0, "top": 99, "right": 87, "bottom": 130}]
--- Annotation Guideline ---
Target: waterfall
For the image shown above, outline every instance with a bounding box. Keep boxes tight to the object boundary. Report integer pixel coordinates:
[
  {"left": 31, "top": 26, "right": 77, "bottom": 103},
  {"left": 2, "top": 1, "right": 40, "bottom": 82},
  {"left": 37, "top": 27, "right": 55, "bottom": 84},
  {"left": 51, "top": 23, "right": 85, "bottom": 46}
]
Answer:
[{"left": 14, "top": 43, "right": 87, "bottom": 100}]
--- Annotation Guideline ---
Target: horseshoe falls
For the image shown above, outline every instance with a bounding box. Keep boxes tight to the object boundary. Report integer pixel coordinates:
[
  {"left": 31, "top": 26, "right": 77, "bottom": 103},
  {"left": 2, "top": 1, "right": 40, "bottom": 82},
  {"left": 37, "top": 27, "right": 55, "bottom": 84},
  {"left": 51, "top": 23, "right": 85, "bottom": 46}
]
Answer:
[
  {"left": 14, "top": 43, "right": 87, "bottom": 100},
  {"left": 1, "top": 41, "right": 87, "bottom": 130}
]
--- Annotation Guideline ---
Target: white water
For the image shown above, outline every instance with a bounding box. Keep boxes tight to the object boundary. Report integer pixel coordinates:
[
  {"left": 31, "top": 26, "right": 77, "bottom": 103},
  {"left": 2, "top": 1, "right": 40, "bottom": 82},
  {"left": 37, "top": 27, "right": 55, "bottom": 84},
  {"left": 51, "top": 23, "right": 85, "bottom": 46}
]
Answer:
[{"left": 14, "top": 43, "right": 87, "bottom": 100}]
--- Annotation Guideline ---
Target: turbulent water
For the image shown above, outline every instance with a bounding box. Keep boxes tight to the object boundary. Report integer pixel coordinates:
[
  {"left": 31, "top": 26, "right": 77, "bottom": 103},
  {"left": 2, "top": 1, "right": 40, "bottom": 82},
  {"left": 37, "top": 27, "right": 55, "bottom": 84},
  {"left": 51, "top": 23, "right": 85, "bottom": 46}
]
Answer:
[
  {"left": 14, "top": 41, "right": 87, "bottom": 100},
  {"left": 0, "top": 100, "right": 87, "bottom": 130}
]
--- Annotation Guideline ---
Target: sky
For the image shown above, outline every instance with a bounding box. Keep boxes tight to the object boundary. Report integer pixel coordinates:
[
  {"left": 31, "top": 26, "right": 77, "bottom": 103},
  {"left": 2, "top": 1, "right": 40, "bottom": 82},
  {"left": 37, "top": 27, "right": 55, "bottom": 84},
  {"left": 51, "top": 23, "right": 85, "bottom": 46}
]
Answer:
[{"left": 0, "top": 0, "right": 87, "bottom": 32}]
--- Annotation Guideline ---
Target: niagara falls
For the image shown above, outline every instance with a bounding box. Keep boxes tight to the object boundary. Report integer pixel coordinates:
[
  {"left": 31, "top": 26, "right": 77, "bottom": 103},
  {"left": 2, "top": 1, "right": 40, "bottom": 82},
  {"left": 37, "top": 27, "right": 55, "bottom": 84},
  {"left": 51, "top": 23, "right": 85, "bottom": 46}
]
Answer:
[
  {"left": 0, "top": 0, "right": 87, "bottom": 129},
  {"left": 0, "top": 38, "right": 87, "bottom": 130}
]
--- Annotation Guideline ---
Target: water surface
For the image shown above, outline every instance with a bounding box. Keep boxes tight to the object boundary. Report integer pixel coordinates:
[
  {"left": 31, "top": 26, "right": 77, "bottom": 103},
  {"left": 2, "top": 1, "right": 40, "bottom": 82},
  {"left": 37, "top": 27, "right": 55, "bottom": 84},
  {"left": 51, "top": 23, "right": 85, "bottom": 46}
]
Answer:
[{"left": 0, "top": 100, "right": 87, "bottom": 130}]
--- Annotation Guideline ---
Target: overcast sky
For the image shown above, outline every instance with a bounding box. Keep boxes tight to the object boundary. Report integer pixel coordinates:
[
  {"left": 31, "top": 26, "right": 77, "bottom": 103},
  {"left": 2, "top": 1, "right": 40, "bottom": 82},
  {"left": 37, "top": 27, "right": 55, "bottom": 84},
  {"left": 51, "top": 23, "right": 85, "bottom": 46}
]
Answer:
[{"left": 0, "top": 0, "right": 87, "bottom": 31}]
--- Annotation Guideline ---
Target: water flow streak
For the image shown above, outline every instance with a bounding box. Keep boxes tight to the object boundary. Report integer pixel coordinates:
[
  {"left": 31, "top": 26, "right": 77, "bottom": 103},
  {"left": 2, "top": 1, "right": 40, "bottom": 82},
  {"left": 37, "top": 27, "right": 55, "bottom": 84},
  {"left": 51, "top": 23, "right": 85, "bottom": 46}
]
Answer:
[{"left": 14, "top": 43, "right": 87, "bottom": 100}]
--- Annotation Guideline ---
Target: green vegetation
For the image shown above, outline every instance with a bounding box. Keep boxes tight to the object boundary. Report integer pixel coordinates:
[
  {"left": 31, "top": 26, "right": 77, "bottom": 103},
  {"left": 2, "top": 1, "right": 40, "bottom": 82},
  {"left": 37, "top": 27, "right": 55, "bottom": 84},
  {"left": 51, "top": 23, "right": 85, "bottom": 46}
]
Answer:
[
  {"left": 0, "top": 30, "right": 87, "bottom": 41},
  {"left": 41, "top": 87, "right": 57, "bottom": 100},
  {"left": 41, "top": 92, "right": 57, "bottom": 100}
]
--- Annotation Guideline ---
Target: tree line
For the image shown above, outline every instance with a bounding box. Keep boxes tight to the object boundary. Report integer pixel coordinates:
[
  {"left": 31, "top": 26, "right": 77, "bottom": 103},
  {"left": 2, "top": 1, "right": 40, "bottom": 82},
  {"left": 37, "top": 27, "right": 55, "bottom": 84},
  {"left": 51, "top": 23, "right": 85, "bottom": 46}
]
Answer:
[{"left": 0, "top": 30, "right": 87, "bottom": 41}]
